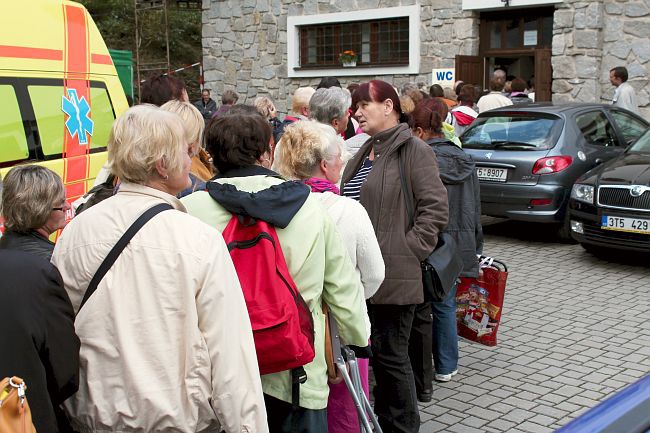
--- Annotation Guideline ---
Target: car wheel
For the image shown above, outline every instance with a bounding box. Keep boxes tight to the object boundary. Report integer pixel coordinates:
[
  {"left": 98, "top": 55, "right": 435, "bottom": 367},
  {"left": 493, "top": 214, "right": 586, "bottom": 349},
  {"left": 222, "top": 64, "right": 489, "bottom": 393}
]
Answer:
[{"left": 556, "top": 212, "right": 577, "bottom": 243}]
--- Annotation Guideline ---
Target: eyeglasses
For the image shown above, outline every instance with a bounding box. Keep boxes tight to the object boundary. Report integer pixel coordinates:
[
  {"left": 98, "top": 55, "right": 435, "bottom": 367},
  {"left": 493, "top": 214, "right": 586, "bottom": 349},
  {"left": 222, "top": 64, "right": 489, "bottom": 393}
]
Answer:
[{"left": 52, "top": 200, "right": 68, "bottom": 212}]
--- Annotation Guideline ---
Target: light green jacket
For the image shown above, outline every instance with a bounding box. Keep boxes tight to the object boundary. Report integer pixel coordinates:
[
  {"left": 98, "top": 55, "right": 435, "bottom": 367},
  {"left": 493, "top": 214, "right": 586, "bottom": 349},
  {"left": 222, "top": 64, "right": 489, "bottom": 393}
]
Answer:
[{"left": 182, "top": 175, "right": 368, "bottom": 410}]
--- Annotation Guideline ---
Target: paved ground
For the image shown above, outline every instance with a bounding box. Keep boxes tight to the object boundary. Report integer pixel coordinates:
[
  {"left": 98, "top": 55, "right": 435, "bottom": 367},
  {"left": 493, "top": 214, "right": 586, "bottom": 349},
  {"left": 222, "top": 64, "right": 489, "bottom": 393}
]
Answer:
[{"left": 417, "top": 218, "right": 650, "bottom": 433}]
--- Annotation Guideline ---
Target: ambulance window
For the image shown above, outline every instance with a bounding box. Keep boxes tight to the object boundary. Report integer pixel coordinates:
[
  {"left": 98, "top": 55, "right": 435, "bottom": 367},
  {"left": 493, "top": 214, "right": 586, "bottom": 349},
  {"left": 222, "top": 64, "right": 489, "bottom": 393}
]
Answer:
[
  {"left": 89, "top": 87, "right": 115, "bottom": 150},
  {"left": 0, "top": 86, "right": 30, "bottom": 164},
  {"left": 27, "top": 85, "right": 65, "bottom": 157}
]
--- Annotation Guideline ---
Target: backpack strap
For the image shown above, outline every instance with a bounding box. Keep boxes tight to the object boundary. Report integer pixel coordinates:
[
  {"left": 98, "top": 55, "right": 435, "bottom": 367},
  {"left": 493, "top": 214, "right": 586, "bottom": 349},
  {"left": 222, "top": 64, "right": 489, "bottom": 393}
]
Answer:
[
  {"left": 291, "top": 367, "right": 307, "bottom": 433},
  {"left": 77, "top": 203, "right": 173, "bottom": 313}
]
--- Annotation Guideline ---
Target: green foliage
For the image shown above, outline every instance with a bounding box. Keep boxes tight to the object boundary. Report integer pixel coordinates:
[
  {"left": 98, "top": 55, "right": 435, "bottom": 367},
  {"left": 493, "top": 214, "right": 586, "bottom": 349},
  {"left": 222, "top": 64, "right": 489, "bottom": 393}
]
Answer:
[{"left": 79, "top": 0, "right": 202, "bottom": 100}]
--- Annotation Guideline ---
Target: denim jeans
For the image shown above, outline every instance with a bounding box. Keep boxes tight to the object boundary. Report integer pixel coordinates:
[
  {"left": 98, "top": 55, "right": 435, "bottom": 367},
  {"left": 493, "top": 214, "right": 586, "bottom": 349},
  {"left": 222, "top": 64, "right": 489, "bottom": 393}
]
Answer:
[
  {"left": 431, "top": 281, "right": 459, "bottom": 374},
  {"left": 369, "top": 304, "right": 420, "bottom": 433}
]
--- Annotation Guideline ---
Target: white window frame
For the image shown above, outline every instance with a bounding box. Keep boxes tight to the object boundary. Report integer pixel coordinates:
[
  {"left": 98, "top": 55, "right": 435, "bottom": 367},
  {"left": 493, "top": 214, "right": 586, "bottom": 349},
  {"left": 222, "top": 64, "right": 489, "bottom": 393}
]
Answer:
[
  {"left": 462, "top": 0, "right": 562, "bottom": 10},
  {"left": 286, "top": 5, "right": 420, "bottom": 78}
]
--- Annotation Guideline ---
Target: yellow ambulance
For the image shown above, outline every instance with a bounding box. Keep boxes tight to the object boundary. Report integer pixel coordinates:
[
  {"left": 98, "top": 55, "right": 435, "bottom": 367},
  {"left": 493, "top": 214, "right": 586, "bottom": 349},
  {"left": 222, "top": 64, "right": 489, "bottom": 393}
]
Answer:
[{"left": 0, "top": 0, "right": 128, "bottom": 213}]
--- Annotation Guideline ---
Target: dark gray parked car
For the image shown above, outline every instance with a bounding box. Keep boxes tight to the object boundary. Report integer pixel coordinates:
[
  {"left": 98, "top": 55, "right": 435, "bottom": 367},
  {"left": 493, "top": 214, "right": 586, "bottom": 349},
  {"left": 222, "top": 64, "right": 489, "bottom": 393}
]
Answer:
[{"left": 461, "top": 103, "right": 648, "bottom": 237}]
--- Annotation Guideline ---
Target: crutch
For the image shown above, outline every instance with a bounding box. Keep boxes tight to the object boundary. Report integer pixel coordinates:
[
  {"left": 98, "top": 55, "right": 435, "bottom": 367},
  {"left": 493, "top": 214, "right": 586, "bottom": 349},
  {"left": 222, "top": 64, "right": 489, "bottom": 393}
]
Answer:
[
  {"left": 330, "top": 318, "right": 383, "bottom": 433},
  {"left": 342, "top": 346, "right": 383, "bottom": 433}
]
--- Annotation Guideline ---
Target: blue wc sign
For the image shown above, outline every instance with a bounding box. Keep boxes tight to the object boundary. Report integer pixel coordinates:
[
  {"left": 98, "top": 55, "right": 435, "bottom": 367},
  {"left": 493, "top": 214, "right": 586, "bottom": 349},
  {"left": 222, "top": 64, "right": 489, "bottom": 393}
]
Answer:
[{"left": 431, "top": 68, "right": 455, "bottom": 88}]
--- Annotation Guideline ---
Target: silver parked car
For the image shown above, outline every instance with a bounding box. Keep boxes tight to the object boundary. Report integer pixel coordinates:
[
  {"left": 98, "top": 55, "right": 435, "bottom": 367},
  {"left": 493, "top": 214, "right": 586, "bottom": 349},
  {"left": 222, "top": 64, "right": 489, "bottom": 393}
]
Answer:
[{"left": 461, "top": 103, "right": 648, "bottom": 238}]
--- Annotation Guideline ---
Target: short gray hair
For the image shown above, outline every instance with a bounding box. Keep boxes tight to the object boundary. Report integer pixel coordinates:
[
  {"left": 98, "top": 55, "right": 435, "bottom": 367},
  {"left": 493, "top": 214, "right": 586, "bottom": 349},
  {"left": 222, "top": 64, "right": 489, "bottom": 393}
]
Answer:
[
  {"left": 401, "top": 82, "right": 419, "bottom": 96},
  {"left": 309, "top": 87, "right": 351, "bottom": 125},
  {"left": 1, "top": 165, "right": 64, "bottom": 233},
  {"left": 291, "top": 87, "right": 316, "bottom": 114}
]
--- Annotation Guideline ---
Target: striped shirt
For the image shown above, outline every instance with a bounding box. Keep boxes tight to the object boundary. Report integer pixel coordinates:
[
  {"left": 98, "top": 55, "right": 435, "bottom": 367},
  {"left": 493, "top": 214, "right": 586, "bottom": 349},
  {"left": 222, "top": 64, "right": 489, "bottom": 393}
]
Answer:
[{"left": 343, "top": 157, "right": 373, "bottom": 201}]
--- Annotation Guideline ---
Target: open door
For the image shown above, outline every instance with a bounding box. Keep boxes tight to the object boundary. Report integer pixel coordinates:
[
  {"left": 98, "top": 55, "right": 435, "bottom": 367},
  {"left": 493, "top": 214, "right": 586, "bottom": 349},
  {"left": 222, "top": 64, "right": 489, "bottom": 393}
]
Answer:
[
  {"left": 455, "top": 55, "right": 483, "bottom": 88},
  {"left": 534, "top": 48, "right": 552, "bottom": 102}
]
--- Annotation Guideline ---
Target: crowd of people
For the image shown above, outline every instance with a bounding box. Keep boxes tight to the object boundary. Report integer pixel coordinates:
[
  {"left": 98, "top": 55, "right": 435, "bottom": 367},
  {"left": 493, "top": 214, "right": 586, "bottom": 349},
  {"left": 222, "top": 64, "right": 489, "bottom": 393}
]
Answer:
[{"left": 8, "top": 64, "right": 607, "bottom": 433}]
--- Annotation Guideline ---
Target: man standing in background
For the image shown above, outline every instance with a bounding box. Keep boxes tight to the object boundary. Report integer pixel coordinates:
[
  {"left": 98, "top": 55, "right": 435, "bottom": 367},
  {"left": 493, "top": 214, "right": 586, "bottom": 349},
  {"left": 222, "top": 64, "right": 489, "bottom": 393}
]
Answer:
[
  {"left": 194, "top": 89, "right": 217, "bottom": 121},
  {"left": 610, "top": 66, "right": 639, "bottom": 115}
]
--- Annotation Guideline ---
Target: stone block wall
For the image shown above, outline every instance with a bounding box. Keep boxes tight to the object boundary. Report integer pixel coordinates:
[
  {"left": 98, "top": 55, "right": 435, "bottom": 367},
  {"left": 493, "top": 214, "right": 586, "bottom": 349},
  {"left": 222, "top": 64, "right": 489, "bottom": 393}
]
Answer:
[
  {"left": 552, "top": 0, "right": 649, "bottom": 118},
  {"left": 202, "top": 0, "right": 478, "bottom": 115}
]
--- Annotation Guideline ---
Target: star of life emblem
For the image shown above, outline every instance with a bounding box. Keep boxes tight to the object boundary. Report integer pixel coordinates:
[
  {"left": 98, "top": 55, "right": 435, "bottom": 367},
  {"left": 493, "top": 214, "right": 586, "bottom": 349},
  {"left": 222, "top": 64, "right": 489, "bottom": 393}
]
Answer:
[{"left": 62, "top": 89, "right": 94, "bottom": 145}]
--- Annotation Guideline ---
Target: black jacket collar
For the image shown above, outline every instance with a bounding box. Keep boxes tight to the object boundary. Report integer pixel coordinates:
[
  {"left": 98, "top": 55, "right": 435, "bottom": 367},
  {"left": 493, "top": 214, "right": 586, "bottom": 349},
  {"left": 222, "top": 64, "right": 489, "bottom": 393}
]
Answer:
[{"left": 206, "top": 174, "right": 310, "bottom": 229}]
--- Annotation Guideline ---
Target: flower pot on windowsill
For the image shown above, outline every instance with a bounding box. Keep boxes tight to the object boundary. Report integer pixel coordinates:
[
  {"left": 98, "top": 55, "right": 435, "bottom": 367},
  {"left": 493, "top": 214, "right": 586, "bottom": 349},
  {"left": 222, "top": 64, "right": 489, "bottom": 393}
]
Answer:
[{"left": 342, "top": 60, "right": 357, "bottom": 67}]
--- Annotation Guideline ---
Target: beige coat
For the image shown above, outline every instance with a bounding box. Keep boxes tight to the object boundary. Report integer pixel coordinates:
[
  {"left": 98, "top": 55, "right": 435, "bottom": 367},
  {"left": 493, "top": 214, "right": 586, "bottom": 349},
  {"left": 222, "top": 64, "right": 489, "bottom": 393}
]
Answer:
[{"left": 52, "top": 183, "right": 268, "bottom": 433}]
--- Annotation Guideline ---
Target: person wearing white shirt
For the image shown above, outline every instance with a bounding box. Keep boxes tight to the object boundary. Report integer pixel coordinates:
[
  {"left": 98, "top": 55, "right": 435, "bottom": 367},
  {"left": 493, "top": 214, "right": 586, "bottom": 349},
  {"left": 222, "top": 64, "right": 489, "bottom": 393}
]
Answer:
[
  {"left": 610, "top": 66, "right": 639, "bottom": 115},
  {"left": 477, "top": 78, "right": 513, "bottom": 113}
]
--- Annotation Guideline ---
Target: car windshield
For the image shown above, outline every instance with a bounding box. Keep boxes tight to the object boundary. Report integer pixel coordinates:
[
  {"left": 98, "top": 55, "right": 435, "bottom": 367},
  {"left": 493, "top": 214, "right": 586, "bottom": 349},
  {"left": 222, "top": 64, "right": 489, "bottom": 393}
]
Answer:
[
  {"left": 462, "top": 114, "right": 562, "bottom": 150},
  {"left": 628, "top": 129, "right": 650, "bottom": 153}
]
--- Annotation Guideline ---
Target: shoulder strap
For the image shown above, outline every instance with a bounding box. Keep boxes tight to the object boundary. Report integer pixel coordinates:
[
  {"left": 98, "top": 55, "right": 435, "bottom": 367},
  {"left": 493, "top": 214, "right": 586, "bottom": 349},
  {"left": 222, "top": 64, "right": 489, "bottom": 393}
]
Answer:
[
  {"left": 77, "top": 203, "right": 174, "bottom": 313},
  {"left": 397, "top": 142, "right": 415, "bottom": 229}
]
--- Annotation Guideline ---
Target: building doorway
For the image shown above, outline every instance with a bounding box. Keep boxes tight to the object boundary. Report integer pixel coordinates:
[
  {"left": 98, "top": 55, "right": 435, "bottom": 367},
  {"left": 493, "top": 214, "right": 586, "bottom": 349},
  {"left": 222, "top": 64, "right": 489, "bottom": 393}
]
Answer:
[{"left": 455, "top": 7, "right": 554, "bottom": 101}]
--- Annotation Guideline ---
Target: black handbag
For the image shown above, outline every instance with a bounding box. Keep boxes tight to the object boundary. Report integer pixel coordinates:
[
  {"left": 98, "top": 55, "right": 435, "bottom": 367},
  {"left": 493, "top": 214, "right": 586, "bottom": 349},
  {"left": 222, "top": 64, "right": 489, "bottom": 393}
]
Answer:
[{"left": 398, "top": 146, "right": 464, "bottom": 302}]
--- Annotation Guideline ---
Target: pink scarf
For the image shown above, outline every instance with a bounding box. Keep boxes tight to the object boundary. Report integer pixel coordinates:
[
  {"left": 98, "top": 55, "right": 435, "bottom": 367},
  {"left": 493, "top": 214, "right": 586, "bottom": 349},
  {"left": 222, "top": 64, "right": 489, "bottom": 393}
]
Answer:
[{"left": 303, "top": 177, "right": 340, "bottom": 195}]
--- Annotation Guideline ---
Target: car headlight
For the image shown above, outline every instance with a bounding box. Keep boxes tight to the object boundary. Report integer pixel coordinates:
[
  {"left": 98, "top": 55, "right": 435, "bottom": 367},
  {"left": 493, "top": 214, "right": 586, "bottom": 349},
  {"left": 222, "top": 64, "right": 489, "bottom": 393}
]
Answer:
[{"left": 571, "top": 184, "right": 594, "bottom": 204}]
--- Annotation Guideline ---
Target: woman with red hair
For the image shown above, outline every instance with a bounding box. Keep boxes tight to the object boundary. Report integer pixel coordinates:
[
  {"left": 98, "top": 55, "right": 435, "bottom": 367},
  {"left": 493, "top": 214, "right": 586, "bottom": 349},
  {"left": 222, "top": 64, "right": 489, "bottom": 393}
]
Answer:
[{"left": 341, "top": 80, "right": 448, "bottom": 433}]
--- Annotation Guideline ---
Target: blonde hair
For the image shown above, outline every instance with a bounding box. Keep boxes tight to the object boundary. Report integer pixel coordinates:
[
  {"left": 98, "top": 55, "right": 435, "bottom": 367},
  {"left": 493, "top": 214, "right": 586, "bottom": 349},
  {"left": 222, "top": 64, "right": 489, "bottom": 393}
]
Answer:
[
  {"left": 108, "top": 104, "right": 186, "bottom": 184},
  {"left": 1, "top": 165, "right": 64, "bottom": 233},
  {"left": 274, "top": 120, "right": 344, "bottom": 180},
  {"left": 160, "top": 100, "right": 205, "bottom": 156},
  {"left": 400, "top": 95, "right": 415, "bottom": 114},
  {"left": 253, "top": 96, "right": 276, "bottom": 118},
  {"left": 291, "top": 87, "right": 316, "bottom": 114}
]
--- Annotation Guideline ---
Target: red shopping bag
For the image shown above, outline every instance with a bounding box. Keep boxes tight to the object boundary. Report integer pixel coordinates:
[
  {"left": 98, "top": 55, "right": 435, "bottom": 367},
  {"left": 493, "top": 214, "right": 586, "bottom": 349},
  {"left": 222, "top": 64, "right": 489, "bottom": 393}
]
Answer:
[{"left": 456, "top": 257, "right": 508, "bottom": 346}]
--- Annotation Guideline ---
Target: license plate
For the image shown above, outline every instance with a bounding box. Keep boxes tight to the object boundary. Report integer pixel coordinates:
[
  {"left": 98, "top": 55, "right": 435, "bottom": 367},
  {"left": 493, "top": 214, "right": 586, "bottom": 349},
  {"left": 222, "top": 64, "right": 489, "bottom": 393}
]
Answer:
[
  {"left": 601, "top": 215, "right": 650, "bottom": 234},
  {"left": 476, "top": 167, "right": 508, "bottom": 182}
]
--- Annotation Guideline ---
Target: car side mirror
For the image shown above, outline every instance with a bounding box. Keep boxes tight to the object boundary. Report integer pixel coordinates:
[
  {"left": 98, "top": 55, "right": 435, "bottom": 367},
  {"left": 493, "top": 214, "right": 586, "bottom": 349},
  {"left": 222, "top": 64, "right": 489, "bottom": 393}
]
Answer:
[{"left": 594, "top": 158, "right": 604, "bottom": 166}]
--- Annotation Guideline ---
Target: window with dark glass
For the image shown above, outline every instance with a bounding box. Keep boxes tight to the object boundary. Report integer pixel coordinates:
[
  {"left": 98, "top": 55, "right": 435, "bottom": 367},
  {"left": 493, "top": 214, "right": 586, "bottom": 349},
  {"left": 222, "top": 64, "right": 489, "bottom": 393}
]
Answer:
[
  {"left": 610, "top": 110, "right": 648, "bottom": 145},
  {"left": 576, "top": 111, "right": 618, "bottom": 147},
  {"left": 481, "top": 8, "right": 554, "bottom": 52},
  {"left": 298, "top": 17, "right": 409, "bottom": 68},
  {"left": 0, "top": 85, "right": 29, "bottom": 164}
]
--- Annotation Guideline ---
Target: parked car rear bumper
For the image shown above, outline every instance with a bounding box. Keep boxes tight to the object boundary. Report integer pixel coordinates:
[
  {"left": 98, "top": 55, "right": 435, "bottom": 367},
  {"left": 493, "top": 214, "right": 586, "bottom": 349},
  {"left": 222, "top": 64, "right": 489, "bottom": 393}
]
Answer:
[
  {"left": 569, "top": 201, "right": 650, "bottom": 252},
  {"left": 480, "top": 183, "right": 568, "bottom": 223}
]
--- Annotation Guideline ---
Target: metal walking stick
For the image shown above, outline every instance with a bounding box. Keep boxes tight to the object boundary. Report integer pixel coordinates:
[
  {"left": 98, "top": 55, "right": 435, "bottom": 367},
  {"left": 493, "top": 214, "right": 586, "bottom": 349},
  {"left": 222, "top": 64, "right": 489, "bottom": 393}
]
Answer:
[{"left": 329, "top": 316, "right": 383, "bottom": 433}]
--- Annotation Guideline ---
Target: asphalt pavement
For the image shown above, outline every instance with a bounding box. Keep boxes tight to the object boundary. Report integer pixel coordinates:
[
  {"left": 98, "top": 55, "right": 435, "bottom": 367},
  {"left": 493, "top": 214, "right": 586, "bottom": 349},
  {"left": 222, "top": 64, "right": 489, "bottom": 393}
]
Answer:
[{"left": 416, "top": 217, "right": 650, "bottom": 433}]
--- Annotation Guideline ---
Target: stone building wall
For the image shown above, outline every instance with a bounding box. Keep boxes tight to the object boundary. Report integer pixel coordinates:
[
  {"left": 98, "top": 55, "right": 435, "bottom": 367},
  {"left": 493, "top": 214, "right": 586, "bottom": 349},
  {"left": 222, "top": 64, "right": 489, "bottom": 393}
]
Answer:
[
  {"left": 202, "top": 0, "right": 478, "bottom": 114},
  {"left": 204, "top": 0, "right": 649, "bottom": 117},
  {"left": 552, "top": 0, "right": 650, "bottom": 118}
]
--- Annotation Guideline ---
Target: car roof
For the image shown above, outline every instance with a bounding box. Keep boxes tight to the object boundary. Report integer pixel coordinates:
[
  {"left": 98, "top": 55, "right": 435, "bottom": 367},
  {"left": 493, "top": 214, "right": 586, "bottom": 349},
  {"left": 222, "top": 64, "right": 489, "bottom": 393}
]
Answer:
[{"left": 478, "top": 103, "right": 613, "bottom": 117}]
